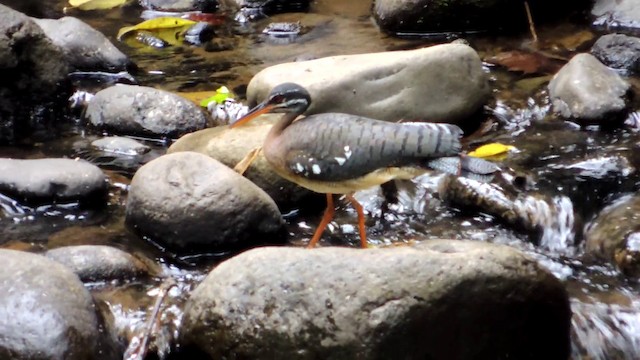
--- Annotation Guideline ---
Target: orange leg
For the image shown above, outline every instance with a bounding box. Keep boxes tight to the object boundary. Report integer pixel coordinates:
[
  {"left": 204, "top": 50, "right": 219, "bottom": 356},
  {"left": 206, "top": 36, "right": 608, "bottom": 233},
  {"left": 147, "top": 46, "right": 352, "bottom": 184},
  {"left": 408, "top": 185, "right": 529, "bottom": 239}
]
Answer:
[
  {"left": 345, "top": 194, "right": 368, "bottom": 249},
  {"left": 307, "top": 193, "right": 335, "bottom": 248}
]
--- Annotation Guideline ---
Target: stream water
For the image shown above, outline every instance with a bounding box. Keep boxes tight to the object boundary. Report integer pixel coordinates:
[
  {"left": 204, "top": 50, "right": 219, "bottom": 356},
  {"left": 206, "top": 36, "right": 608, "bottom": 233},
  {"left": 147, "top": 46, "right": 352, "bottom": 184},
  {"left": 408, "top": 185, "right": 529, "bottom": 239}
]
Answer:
[{"left": 1, "top": 0, "right": 639, "bottom": 359}]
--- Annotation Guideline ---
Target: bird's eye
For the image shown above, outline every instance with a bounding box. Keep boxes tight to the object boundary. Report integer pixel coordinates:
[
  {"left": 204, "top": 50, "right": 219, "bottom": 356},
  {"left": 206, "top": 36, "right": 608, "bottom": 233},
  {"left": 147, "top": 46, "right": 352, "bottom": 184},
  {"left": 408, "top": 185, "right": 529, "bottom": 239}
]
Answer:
[{"left": 271, "top": 95, "right": 285, "bottom": 103}]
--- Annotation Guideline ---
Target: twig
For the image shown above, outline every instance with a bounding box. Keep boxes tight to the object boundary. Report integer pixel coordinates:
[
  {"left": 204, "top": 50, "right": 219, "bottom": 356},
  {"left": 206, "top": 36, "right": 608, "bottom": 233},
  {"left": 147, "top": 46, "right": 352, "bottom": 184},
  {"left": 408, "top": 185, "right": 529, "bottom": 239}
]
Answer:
[
  {"left": 524, "top": 1, "right": 538, "bottom": 44},
  {"left": 124, "top": 279, "right": 177, "bottom": 360}
]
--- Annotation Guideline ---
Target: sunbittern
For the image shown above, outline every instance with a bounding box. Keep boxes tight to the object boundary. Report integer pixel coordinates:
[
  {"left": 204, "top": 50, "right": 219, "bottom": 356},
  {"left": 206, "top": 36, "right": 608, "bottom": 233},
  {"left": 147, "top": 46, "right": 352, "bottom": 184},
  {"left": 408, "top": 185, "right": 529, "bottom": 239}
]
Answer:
[{"left": 230, "top": 82, "right": 497, "bottom": 248}]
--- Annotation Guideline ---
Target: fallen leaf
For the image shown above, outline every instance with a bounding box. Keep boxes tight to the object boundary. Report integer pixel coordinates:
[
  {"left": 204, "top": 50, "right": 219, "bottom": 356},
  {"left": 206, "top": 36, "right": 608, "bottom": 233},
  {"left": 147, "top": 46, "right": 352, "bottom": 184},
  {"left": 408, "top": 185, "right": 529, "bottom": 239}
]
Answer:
[
  {"left": 117, "top": 17, "right": 196, "bottom": 41},
  {"left": 199, "top": 86, "right": 231, "bottom": 107},
  {"left": 68, "top": 0, "right": 127, "bottom": 10},
  {"left": 468, "top": 143, "right": 516, "bottom": 159},
  {"left": 486, "top": 50, "right": 565, "bottom": 75}
]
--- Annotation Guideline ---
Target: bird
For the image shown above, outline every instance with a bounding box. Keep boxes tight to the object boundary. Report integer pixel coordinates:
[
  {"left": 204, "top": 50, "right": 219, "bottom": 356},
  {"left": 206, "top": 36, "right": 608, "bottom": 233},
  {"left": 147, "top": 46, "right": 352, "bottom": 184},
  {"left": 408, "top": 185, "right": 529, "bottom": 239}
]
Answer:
[{"left": 230, "top": 82, "right": 498, "bottom": 248}]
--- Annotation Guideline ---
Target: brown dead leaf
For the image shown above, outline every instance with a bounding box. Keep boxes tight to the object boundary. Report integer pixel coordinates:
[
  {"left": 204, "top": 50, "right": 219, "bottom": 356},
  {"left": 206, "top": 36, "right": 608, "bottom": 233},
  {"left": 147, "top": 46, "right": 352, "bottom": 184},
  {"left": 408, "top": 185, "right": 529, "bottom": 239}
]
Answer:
[{"left": 486, "top": 50, "right": 566, "bottom": 75}]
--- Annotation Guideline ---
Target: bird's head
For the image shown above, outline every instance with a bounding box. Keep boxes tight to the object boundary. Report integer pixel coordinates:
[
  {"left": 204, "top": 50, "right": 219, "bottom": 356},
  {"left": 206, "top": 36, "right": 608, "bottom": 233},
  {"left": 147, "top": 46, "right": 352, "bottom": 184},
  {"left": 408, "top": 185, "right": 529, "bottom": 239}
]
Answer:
[{"left": 230, "top": 83, "right": 311, "bottom": 128}]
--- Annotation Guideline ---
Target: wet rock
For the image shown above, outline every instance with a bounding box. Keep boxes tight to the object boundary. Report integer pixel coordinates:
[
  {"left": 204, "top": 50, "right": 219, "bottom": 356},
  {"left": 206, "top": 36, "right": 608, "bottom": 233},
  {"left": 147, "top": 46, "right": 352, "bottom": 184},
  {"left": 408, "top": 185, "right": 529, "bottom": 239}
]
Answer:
[
  {"left": 45, "top": 245, "right": 157, "bottom": 282},
  {"left": 247, "top": 43, "right": 489, "bottom": 126},
  {"left": 373, "top": 0, "right": 586, "bottom": 34},
  {"left": 168, "top": 116, "right": 320, "bottom": 209},
  {"left": 222, "top": 0, "right": 310, "bottom": 14},
  {"left": 548, "top": 53, "right": 630, "bottom": 123},
  {"left": 592, "top": 0, "right": 640, "bottom": 33},
  {"left": 439, "top": 174, "right": 576, "bottom": 250},
  {"left": 0, "top": 4, "right": 70, "bottom": 142},
  {"left": 181, "top": 241, "right": 571, "bottom": 359},
  {"left": 125, "top": 152, "right": 285, "bottom": 254},
  {"left": 33, "top": 16, "right": 129, "bottom": 71},
  {"left": 0, "top": 249, "right": 106, "bottom": 359},
  {"left": 85, "top": 84, "right": 208, "bottom": 138},
  {"left": 0, "top": 158, "right": 108, "bottom": 206},
  {"left": 91, "top": 136, "right": 150, "bottom": 156},
  {"left": 585, "top": 195, "right": 640, "bottom": 277},
  {"left": 591, "top": 34, "right": 640, "bottom": 74},
  {"left": 140, "top": 0, "right": 219, "bottom": 12}
]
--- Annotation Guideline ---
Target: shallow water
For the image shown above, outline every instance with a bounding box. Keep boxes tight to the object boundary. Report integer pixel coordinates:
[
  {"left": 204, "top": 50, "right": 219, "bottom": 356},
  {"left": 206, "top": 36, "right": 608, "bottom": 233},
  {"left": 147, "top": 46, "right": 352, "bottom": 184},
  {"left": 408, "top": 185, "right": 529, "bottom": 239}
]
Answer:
[{"left": 1, "top": 0, "right": 639, "bottom": 358}]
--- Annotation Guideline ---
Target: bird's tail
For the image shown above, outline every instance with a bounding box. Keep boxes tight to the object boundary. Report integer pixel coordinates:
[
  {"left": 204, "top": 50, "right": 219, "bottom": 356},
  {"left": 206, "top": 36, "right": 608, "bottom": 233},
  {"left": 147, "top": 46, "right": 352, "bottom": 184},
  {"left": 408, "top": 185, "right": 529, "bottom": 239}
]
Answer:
[{"left": 428, "top": 155, "right": 499, "bottom": 182}]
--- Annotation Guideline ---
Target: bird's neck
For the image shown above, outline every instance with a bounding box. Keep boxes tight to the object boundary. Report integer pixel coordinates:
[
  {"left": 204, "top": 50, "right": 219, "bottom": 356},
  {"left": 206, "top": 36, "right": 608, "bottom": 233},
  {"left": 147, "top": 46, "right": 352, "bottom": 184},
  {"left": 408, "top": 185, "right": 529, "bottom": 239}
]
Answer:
[{"left": 267, "top": 112, "right": 299, "bottom": 142}]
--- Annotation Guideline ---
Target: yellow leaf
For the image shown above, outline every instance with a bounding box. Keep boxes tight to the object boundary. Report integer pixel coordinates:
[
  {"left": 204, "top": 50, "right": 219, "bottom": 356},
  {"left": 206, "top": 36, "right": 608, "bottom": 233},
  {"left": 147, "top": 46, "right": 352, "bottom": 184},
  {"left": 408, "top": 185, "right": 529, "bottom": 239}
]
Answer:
[
  {"left": 117, "top": 17, "right": 196, "bottom": 41},
  {"left": 69, "top": 0, "right": 127, "bottom": 10},
  {"left": 177, "top": 90, "right": 220, "bottom": 105},
  {"left": 468, "top": 143, "right": 516, "bottom": 158}
]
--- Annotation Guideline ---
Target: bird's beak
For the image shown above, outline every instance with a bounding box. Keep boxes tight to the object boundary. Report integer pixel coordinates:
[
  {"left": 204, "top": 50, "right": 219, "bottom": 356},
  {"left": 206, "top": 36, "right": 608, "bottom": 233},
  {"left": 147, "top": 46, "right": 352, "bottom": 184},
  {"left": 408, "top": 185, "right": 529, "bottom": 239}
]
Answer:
[{"left": 229, "top": 101, "right": 275, "bottom": 128}]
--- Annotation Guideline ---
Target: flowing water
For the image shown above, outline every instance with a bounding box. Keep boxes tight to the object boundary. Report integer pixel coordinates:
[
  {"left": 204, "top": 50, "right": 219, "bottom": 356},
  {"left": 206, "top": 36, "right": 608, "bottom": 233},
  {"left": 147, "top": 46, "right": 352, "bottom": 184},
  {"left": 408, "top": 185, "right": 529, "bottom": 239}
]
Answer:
[{"left": 0, "top": 0, "right": 639, "bottom": 358}]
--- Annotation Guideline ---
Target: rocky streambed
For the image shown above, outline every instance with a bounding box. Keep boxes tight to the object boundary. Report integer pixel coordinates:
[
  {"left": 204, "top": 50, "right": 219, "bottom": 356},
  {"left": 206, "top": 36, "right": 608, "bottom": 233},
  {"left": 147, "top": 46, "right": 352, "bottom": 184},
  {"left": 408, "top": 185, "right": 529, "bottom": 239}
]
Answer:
[{"left": 0, "top": 0, "right": 639, "bottom": 359}]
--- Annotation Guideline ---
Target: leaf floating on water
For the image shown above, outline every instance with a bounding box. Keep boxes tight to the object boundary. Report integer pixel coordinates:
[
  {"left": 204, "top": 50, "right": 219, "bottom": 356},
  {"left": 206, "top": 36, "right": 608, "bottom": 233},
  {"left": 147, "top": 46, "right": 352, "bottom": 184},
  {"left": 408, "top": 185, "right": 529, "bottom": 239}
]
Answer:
[
  {"left": 485, "top": 50, "right": 565, "bottom": 75},
  {"left": 68, "top": 0, "right": 127, "bottom": 10},
  {"left": 199, "top": 86, "right": 231, "bottom": 107},
  {"left": 468, "top": 143, "right": 516, "bottom": 159},
  {"left": 117, "top": 17, "right": 196, "bottom": 41}
]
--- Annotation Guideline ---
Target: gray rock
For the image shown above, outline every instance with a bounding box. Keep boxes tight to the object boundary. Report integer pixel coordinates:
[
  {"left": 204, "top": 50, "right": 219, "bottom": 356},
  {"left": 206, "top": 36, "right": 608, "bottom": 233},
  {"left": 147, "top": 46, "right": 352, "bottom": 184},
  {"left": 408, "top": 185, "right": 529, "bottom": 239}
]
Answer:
[
  {"left": 585, "top": 195, "right": 640, "bottom": 277},
  {"left": 591, "top": 33, "right": 640, "bottom": 73},
  {"left": 247, "top": 43, "right": 489, "bottom": 125},
  {"left": 168, "top": 117, "right": 321, "bottom": 209},
  {"left": 125, "top": 152, "right": 285, "bottom": 253},
  {"left": 373, "top": 0, "right": 585, "bottom": 34},
  {"left": 0, "top": 158, "right": 108, "bottom": 205},
  {"left": 592, "top": 0, "right": 640, "bottom": 32},
  {"left": 548, "top": 53, "right": 630, "bottom": 122},
  {"left": 33, "top": 16, "right": 129, "bottom": 71},
  {"left": 91, "top": 136, "right": 150, "bottom": 155},
  {"left": 0, "top": 4, "right": 70, "bottom": 142},
  {"left": 141, "top": 0, "right": 219, "bottom": 12},
  {"left": 0, "top": 249, "right": 106, "bottom": 359},
  {"left": 85, "top": 84, "right": 208, "bottom": 138},
  {"left": 181, "top": 241, "right": 571, "bottom": 359},
  {"left": 45, "top": 245, "right": 157, "bottom": 282}
]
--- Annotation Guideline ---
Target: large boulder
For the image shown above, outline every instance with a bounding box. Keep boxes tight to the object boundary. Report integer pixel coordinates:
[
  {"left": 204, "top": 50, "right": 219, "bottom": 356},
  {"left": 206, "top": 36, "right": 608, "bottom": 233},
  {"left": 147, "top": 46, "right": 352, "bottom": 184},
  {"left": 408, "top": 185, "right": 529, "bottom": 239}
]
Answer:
[
  {"left": 0, "top": 158, "right": 108, "bottom": 206},
  {"left": 181, "top": 241, "right": 571, "bottom": 359},
  {"left": 33, "top": 16, "right": 129, "bottom": 71},
  {"left": 125, "top": 152, "right": 286, "bottom": 254},
  {"left": 548, "top": 53, "right": 630, "bottom": 123},
  {"left": 246, "top": 43, "right": 490, "bottom": 125},
  {"left": 168, "top": 116, "right": 321, "bottom": 209},
  {"left": 591, "top": 33, "right": 640, "bottom": 74},
  {"left": 0, "top": 4, "right": 70, "bottom": 142},
  {"left": 0, "top": 249, "right": 114, "bottom": 359},
  {"left": 85, "top": 85, "right": 209, "bottom": 138}
]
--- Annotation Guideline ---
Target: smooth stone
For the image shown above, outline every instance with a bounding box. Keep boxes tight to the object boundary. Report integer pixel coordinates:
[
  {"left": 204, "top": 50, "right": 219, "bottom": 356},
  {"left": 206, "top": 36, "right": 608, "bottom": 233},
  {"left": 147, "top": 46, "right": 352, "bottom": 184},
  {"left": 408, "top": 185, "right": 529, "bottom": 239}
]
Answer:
[
  {"left": 45, "top": 245, "right": 157, "bottom": 283},
  {"left": 141, "top": 0, "right": 218, "bottom": 12},
  {"left": 0, "top": 4, "right": 70, "bottom": 142},
  {"left": 85, "top": 84, "right": 208, "bottom": 138},
  {"left": 125, "top": 152, "right": 285, "bottom": 254},
  {"left": 246, "top": 43, "right": 490, "bottom": 125},
  {"left": 180, "top": 241, "right": 571, "bottom": 359},
  {"left": 168, "top": 116, "right": 321, "bottom": 209},
  {"left": 0, "top": 249, "right": 112, "bottom": 359},
  {"left": 591, "top": 33, "right": 640, "bottom": 73},
  {"left": 592, "top": 0, "right": 640, "bottom": 32},
  {"left": 91, "top": 136, "right": 151, "bottom": 156},
  {"left": 548, "top": 53, "right": 630, "bottom": 123},
  {"left": 33, "top": 16, "right": 129, "bottom": 71},
  {"left": 0, "top": 158, "right": 107, "bottom": 205},
  {"left": 585, "top": 194, "right": 640, "bottom": 277}
]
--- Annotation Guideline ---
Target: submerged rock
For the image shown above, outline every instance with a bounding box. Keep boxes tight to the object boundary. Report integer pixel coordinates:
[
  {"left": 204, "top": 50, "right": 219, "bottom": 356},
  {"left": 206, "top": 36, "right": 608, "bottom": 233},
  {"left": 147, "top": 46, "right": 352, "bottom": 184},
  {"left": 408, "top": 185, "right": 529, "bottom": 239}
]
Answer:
[
  {"left": 247, "top": 43, "right": 489, "bottom": 125},
  {"left": 125, "top": 152, "right": 286, "bottom": 254},
  {"left": 0, "top": 158, "right": 108, "bottom": 206},
  {"left": 591, "top": 33, "right": 640, "bottom": 74},
  {"left": 169, "top": 116, "right": 321, "bottom": 209},
  {"left": 585, "top": 195, "right": 640, "bottom": 277},
  {"left": 0, "top": 4, "right": 70, "bottom": 142},
  {"left": 91, "top": 136, "right": 151, "bottom": 156},
  {"left": 548, "top": 53, "right": 630, "bottom": 123},
  {"left": 0, "top": 249, "right": 110, "bottom": 359},
  {"left": 85, "top": 85, "right": 208, "bottom": 138},
  {"left": 141, "top": 0, "right": 219, "bottom": 12},
  {"left": 33, "top": 16, "right": 129, "bottom": 71},
  {"left": 45, "top": 245, "right": 157, "bottom": 283},
  {"left": 180, "top": 241, "right": 571, "bottom": 359}
]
